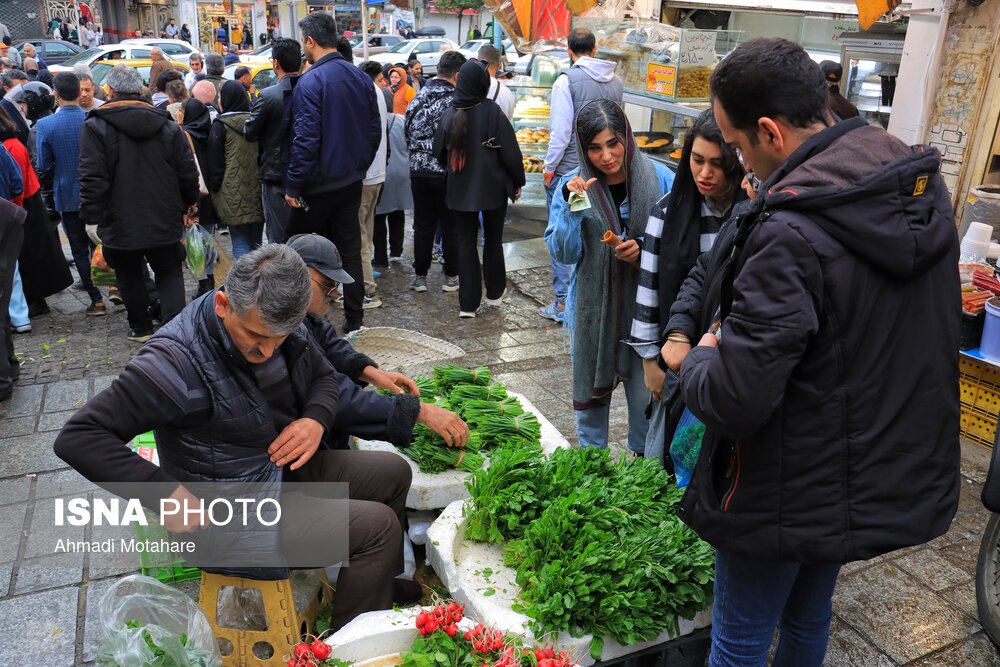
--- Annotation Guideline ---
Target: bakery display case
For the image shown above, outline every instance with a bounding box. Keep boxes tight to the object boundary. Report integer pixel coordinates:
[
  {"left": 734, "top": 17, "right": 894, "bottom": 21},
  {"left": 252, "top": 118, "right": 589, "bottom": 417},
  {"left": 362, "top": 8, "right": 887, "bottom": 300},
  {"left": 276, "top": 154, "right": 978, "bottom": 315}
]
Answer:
[
  {"left": 573, "top": 17, "right": 743, "bottom": 104},
  {"left": 510, "top": 79, "right": 554, "bottom": 210}
]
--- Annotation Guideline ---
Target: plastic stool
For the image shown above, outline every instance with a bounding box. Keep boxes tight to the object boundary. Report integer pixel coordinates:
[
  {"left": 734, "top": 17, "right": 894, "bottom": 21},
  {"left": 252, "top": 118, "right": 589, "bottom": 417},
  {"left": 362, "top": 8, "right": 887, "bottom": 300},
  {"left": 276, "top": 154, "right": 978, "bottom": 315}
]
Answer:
[{"left": 199, "top": 570, "right": 334, "bottom": 665}]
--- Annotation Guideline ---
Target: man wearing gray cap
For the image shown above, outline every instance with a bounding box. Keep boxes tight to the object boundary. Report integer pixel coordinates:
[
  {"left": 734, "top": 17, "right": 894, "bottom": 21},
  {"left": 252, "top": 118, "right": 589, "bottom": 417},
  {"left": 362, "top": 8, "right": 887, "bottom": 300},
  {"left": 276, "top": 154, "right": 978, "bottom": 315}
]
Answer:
[{"left": 287, "top": 233, "right": 470, "bottom": 448}]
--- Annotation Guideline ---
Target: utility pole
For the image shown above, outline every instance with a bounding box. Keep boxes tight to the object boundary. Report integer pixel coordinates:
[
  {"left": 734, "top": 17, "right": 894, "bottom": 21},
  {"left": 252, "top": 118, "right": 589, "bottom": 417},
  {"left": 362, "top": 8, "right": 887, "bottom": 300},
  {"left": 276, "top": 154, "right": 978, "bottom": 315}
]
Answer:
[{"left": 362, "top": 0, "right": 370, "bottom": 60}]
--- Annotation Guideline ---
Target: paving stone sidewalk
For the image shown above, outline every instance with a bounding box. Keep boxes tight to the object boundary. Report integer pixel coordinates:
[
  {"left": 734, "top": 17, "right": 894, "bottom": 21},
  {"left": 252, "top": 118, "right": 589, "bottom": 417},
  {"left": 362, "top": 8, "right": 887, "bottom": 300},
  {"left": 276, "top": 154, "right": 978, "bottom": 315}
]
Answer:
[{"left": 0, "top": 234, "right": 996, "bottom": 665}]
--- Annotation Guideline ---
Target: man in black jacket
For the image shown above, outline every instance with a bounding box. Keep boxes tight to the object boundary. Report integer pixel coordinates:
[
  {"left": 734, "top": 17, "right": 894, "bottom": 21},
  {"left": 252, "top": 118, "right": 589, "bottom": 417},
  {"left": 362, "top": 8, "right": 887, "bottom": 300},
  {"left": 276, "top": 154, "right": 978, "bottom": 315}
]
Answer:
[
  {"left": 667, "top": 38, "right": 960, "bottom": 666},
  {"left": 54, "top": 245, "right": 415, "bottom": 629},
  {"left": 79, "top": 65, "right": 200, "bottom": 342},
  {"left": 287, "top": 233, "right": 470, "bottom": 448},
  {"left": 244, "top": 37, "right": 301, "bottom": 244},
  {"left": 284, "top": 12, "right": 380, "bottom": 333}
]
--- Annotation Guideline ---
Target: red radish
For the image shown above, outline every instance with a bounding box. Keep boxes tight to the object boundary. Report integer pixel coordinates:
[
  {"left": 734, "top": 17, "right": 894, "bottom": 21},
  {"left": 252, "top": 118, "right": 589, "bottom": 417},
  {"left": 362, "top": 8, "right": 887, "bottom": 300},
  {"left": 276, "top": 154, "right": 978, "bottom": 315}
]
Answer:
[
  {"left": 417, "top": 611, "right": 429, "bottom": 626},
  {"left": 425, "top": 620, "right": 439, "bottom": 633},
  {"left": 310, "top": 641, "right": 331, "bottom": 660},
  {"left": 293, "top": 643, "right": 312, "bottom": 659}
]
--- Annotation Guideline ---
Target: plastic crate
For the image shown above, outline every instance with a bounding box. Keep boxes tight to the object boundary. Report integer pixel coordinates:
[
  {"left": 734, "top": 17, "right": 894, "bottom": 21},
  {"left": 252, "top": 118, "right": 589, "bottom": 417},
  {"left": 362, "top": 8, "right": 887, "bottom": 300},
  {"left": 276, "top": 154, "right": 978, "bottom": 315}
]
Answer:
[
  {"left": 594, "top": 627, "right": 712, "bottom": 667},
  {"left": 961, "top": 405, "right": 997, "bottom": 449},
  {"left": 960, "top": 373, "right": 1000, "bottom": 413},
  {"left": 130, "top": 432, "right": 202, "bottom": 584}
]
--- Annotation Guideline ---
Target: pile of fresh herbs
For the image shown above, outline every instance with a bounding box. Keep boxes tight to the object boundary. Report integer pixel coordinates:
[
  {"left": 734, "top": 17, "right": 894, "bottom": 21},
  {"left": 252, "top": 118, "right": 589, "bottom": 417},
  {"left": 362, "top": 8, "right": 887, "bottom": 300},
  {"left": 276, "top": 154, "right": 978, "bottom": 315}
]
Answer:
[
  {"left": 378, "top": 366, "right": 543, "bottom": 474},
  {"left": 463, "top": 447, "right": 714, "bottom": 658}
]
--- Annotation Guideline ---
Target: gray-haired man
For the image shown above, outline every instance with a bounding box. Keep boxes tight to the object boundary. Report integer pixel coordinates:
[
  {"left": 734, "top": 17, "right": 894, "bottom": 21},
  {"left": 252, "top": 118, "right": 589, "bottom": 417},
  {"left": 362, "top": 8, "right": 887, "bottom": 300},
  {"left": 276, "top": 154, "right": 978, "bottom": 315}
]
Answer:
[
  {"left": 203, "top": 52, "right": 226, "bottom": 104},
  {"left": 54, "top": 244, "right": 415, "bottom": 629},
  {"left": 78, "top": 65, "right": 199, "bottom": 341}
]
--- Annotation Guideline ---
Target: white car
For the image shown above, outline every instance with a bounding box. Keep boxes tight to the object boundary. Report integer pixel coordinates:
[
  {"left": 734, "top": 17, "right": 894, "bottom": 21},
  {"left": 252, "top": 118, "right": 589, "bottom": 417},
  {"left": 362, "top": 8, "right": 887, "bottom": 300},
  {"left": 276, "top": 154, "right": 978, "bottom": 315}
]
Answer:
[
  {"left": 240, "top": 43, "right": 274, "bottom": 64},
  {"left": 367, "top": 38, "right": 458, "bottom": 76},
  {"left": 458, "top": 38, "right": 525, "bottom": 71},
  {"left": 50, "top": 41, "right": 193, "bottom": 73},
  {"left": 119, "top": 38, "right": 198, "bottom": 64}
]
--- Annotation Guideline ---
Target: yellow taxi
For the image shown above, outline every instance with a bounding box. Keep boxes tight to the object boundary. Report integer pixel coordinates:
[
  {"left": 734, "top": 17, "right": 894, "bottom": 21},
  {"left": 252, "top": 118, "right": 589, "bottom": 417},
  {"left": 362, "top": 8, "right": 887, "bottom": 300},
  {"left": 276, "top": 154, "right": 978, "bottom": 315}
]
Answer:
[
  {"left": 223, "top": 62, "right": 277, "bottom": 91},
  {"left": 90, "top": 58, "right": 191, "bottom": 96}
]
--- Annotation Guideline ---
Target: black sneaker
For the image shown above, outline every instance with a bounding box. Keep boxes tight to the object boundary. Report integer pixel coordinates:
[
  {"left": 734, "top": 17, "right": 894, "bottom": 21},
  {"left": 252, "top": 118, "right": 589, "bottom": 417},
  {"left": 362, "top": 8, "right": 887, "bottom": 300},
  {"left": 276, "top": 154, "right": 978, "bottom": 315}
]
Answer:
[
  {"left": 86, "top": 301, "right": 107, "bottom": 316},
  {"left": 28, "top": 300, "right": 50, "bottom": 318},
  {"left": 127, "top": 328, "right": 153, "bottom": 343}
]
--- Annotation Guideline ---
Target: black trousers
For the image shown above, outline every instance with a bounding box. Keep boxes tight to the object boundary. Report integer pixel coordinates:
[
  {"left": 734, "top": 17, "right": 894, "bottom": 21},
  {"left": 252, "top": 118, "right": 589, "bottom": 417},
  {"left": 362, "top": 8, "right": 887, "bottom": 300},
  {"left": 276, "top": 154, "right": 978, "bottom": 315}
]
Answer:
[
  {"left": 103, "top": 243, "right": 186, "bottom": 333},
  {"left": 453, "top": 207, "right": 507, "bottom": 313},
  {"left": 288, "top": 182, "right": 365, "bottom": 331},
  {"left": 372, "top": 210, "right": 405, "bottom": 266},
  {"left": 410, "top": 176, "right": 457, "bottom": 278},
  {"left": 0, "top": 208, "right": 24, "bottom": 392},
  {"left": 61, "top": 210, "right": 102, "bottom": 304}
]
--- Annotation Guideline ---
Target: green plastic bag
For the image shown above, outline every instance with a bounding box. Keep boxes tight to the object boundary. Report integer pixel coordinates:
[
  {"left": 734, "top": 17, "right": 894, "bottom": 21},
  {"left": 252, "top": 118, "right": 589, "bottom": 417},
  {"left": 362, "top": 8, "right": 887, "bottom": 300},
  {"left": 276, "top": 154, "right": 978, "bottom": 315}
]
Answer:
[{"left": 184, "top": 225, "right": 207, "bottom": 280}]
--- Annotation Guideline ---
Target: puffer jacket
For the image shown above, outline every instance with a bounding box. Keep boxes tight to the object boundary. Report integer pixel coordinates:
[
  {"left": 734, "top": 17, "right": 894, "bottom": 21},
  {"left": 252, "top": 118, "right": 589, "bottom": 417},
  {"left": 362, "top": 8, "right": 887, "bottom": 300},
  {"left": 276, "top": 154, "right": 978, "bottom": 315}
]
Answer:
[
  {"left": 208, "top": 112, "right": 263, "bottom": 226},
  {"left": 78, "top": 97, "right": 199, "bottom": 250},
  {"left": 244, "top": 74, "right": 298, "bottom": 185},
  {"left": 404, "top": 78, "right": 455, "bottom": 179},
  {"left": 677, "top": 117, "right": 961, "bottom": 564}
]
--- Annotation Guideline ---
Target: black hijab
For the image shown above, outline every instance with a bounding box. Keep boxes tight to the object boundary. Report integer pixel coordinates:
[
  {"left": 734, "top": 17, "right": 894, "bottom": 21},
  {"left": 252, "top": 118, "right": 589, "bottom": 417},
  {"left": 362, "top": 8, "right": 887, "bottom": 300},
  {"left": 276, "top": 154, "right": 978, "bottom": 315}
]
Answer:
[
  {"left": 219, "top": 80, "right": 249, "bottom": 113},
  {"left": 452, "top": 60, "right": 490, "bottom": 109},
  {"left": 181, "top": 99, "right": 212, "bottom": 145}
]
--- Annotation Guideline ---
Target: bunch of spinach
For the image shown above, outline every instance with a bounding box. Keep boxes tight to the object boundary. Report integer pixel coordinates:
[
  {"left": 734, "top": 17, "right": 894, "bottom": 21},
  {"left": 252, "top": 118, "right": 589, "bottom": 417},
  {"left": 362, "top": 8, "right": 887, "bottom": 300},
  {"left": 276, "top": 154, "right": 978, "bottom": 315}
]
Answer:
[{"left": 465, "top": 448, "right": 715, "bottom": 659}]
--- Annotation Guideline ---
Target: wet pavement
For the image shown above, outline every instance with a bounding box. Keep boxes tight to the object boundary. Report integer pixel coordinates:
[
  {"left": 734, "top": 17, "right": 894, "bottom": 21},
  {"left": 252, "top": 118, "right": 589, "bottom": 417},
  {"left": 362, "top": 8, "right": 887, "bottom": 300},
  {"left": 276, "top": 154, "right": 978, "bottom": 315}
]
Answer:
[{"left": 0, "top": 224, "right": 997, "bottom": 665}]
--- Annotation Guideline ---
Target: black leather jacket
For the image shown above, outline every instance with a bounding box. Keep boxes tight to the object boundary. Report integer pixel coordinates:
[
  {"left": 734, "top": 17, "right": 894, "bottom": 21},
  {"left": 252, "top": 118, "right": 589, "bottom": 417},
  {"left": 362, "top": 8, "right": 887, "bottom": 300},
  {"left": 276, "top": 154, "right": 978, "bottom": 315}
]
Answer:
[{"left": 244, "top": 74, "right": 298, "bottom": 185}]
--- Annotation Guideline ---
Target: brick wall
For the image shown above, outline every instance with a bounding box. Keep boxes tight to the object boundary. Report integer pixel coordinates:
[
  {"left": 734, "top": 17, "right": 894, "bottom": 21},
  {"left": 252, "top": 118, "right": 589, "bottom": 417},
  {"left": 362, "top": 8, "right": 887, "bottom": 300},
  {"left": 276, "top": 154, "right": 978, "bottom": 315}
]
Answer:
[{"left": 0, "top": 0, "right": 49, "bottom": 40}]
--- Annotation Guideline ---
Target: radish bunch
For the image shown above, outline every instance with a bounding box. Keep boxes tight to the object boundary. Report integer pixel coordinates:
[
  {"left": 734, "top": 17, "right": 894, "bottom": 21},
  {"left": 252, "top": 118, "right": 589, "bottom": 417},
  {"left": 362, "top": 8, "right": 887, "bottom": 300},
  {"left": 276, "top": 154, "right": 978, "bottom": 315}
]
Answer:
[{"left": 416, "top": 601, "right": 464, "bottom": 637}]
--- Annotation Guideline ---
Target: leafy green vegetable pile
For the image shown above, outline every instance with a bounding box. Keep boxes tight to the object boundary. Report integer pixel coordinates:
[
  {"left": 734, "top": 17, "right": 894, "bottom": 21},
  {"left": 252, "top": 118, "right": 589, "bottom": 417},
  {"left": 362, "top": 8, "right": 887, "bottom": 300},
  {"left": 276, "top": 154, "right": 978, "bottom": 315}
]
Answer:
[
  {"left": 463, "top": 447, "right": 714, "bottom": 658},
  {"left": 96, "top": 619, "right": 218, "bottom": 666},
  {"left": 379, "top": 366, "right": 544, "bottom": 474}
]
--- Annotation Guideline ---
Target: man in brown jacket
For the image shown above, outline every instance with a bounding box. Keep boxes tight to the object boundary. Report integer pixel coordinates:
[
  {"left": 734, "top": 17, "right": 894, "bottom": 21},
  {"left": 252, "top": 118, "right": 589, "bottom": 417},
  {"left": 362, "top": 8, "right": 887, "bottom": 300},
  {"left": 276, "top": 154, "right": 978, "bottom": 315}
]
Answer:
[{"left": 147, "top": 47, "right": 172, "bottom": 96}]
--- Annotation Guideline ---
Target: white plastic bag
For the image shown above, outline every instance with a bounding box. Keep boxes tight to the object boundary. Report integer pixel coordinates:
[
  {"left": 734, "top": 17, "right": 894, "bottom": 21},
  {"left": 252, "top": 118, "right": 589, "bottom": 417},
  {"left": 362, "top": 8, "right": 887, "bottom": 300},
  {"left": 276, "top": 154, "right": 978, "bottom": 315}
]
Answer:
[{"left": 95, "top": 574, "right": 222, "bottom": 667}]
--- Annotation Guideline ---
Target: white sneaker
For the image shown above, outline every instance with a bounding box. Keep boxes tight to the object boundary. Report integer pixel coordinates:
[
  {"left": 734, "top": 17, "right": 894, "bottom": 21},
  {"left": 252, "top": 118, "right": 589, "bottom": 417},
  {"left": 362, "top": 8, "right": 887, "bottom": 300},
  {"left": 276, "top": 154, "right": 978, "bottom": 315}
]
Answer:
[
  {"left": 363, "top": 294, "right": 383, "bottom": 309},
  {"left": 459, "top": 310, "right": 477, "bottom": 318},
  {"left": 389, "top": 255, "right": 405, "bottom": 263},
  {"left": 484, "top": 289, "right": 507, "bottom": 307},
  {"left": 442, "top": 275, "right": 460, "bottom": 292}
]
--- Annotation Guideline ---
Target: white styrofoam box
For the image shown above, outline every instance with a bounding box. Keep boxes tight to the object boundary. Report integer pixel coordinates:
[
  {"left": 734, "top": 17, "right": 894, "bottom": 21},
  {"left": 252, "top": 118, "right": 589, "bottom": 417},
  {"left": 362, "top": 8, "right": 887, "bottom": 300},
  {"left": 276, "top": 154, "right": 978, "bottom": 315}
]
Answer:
[
  {"left": 356, "top": 391, "right": 571, "bottom": 510},
  {"left": 326, "top": 608, "right": 475, "bottom": 663},
  {"left": 426, "top": 500, "right": 712, "bottom": 666}
]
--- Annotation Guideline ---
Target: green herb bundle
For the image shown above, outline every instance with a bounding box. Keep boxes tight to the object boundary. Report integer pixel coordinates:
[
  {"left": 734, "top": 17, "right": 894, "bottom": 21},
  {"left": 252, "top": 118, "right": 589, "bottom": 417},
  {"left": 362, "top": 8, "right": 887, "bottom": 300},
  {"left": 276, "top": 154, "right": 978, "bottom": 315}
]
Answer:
[
  {"left": 456, "top": 396, "right": 525, "bottom": 427},
  {"left": 403, "top": 426, "right": 485, "bottom": 474},
  {"left": 416, "top": 376, "right": 441, "bottom": 401},
  {"left": 465, "top": 448, "right": 715, "bottom": 658},
  {"left": 449, "top": 382, "right": 509, "bottom": 403},
  {"left": 433, "top": 364, "right": 492, "bottom": 391},
  {"left": 478, "top": 413, "right": 541, "bottom": 446}
]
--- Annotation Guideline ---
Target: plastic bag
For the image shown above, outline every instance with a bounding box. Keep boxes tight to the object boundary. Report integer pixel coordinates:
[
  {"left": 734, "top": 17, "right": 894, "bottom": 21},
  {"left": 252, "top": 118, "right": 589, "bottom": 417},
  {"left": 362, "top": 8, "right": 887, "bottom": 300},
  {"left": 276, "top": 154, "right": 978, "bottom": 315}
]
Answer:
[
  {"left": 184, "top": 225, "right": 208, "bottom": 280},
  {"left": 91, "top": 244, "right": 110, "bottom": 271},
  {"left": 669, "top": 407, "right": 706, "bottom": 488},
  {"left": 95, "top": 574, "right": 222, "bottom": 667}
]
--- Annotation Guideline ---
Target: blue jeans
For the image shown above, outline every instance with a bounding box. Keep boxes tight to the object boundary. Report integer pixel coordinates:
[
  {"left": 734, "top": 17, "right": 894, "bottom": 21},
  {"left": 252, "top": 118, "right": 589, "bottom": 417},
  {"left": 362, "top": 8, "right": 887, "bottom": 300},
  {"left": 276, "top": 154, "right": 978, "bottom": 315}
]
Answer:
[
  {"left": 545, "top": 181, "right": 570, "bottom": 306},
  {"left": 711, "top": 550, "right": 842, "bottom": 667},
  {"left": 9, "top": 262, "right": 28, "bottom": 326},
  {"left": 229, "top": 222, "right": 264, "bottom": 259},
  {"left": 575, "top": 349, "right": 649, "bottom": 454}
]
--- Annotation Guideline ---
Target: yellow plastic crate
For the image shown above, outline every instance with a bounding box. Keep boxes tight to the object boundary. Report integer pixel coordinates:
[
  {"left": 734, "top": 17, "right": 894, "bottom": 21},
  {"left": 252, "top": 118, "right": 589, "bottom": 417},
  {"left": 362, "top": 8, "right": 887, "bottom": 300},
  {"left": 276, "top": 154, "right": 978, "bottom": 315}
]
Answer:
[
  {"left": 961, "top": 405, "right": 997, "bottom": 449},
  {"left": 960, "top": 373, "right": 1000, "bottom": 413}
]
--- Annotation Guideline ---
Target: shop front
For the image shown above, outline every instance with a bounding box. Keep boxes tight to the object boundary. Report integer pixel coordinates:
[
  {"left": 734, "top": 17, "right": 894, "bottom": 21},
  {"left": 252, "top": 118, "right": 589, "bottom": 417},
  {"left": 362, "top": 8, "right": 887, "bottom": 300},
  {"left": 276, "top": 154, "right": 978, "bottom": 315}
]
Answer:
[{"left": 196, "top": 0, "right": 267, "bottom": 52}]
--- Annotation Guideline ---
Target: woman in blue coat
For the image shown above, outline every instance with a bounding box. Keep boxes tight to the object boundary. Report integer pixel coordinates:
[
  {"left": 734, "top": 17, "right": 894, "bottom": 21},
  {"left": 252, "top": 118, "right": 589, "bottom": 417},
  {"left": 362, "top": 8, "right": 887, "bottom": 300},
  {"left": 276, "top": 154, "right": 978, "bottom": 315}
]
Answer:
[{"left": 544, "top": 99, "right": 673, "bottom": 454}]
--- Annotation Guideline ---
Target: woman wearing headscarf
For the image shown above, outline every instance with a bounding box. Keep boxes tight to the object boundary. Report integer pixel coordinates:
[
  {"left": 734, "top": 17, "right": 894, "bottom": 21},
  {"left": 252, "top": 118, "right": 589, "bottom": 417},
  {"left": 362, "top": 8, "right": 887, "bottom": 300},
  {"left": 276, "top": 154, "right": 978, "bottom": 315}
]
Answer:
[
  {"left": 433, "top": 59, "right": 524, "bottom": 318},
  {"left": 387, "top": 66, "right": 415, "bottom": 114},
  {"left": 629, "top": 109, "right": 745, "bottom": 462},
  {"left": 0, "top": 107, "right": 71, "bottom": 323},
  {"left": 180, "top": 98, "right": 216, "bottom": 295},
  {"left": 544, "top": 99, "right": 674, "bottom": 455},
  {"left": 207, "top": 80, "right": 263, "bottom": 259}
]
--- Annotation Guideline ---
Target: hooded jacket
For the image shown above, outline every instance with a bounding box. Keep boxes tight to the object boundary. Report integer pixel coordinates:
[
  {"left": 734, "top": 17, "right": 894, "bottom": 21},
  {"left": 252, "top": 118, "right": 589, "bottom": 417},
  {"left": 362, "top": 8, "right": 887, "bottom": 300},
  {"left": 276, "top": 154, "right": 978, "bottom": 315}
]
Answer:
[
  {"left": 79, "top": 97, "right": 200, "bottom": 250},
  {"left": 677, "top": 118, "right": 961, "bottom": 563},
  {"left": 404, "top": 77, "right": 455, "bottom": 179},
  {"left": 543, "top": 57, "right": 623, "bottom": 177},
  {"left": 389, "top": 66, "right": 416, "bottom": 115}
]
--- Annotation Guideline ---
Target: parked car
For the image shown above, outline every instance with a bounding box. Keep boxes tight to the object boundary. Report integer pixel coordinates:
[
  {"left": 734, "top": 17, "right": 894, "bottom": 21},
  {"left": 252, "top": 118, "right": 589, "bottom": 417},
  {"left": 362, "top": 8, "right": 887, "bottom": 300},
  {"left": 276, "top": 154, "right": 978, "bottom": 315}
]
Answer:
[
  {"left": 239, "top": 43, "right": 274, "bottom": 64},
  {"left": 120, "top": 38, "right": 198, "bottom": 64},
  {"left": 349, "top": 34, "right": 405, "bottom": 56},
  {"left": 13, "top": 39, "right": 85, "bottom": 66},
  {"left": 457, "top": 37, "right": 524, "bottom": 70},
  {"left": 89, "top": 58, "right": 190, "bottom": 95},
  {"left": 49, "top": 43, "right": 167, "bottom": 74},
  {"left": 367, "top": 38, "right": 458, "bottom": 76},
  {"left": 223, "top": 62, "right": 277, "bottom": 91}
]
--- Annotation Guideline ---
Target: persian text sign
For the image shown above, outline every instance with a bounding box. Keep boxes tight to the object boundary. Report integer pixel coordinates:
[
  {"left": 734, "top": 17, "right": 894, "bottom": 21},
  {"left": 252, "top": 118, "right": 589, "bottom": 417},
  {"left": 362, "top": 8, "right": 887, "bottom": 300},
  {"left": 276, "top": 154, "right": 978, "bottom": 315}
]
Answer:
[{"left": 679, "top": 30, "right": 717, "bottom": 67}]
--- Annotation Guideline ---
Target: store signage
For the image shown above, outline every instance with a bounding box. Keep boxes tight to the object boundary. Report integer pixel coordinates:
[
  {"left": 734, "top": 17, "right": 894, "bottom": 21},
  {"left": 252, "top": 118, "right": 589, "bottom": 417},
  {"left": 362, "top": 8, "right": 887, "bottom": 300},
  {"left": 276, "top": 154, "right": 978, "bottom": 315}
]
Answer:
[
  {"left": 646, "top": 63, "right": 676, "bottom": 97},
  {"left": 679, "top": 31, "right": 717, "bottom": 67}
]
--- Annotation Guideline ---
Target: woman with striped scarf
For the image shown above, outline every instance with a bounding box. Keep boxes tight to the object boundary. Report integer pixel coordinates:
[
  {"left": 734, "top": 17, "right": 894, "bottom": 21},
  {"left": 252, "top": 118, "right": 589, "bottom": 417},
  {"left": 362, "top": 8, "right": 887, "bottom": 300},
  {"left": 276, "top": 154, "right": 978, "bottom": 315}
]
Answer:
[{"left": 629, "top": 109, "right": 744, "bottom": 463}]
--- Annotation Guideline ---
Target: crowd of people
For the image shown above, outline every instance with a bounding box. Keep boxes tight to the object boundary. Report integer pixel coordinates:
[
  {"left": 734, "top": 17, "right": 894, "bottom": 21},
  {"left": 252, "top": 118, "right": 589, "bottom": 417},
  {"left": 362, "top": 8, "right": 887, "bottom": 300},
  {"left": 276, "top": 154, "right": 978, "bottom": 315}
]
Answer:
[{"left": 0, "top": 13, "right": 966, "bottom": 666}]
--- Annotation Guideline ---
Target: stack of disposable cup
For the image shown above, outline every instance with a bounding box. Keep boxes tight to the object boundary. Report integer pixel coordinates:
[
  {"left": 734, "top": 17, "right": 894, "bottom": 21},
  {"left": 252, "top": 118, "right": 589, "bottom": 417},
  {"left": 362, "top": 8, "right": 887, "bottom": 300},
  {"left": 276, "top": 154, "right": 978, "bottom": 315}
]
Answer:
[{"left": 961, "top": 222, "right": 993, "bottom": 263}]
